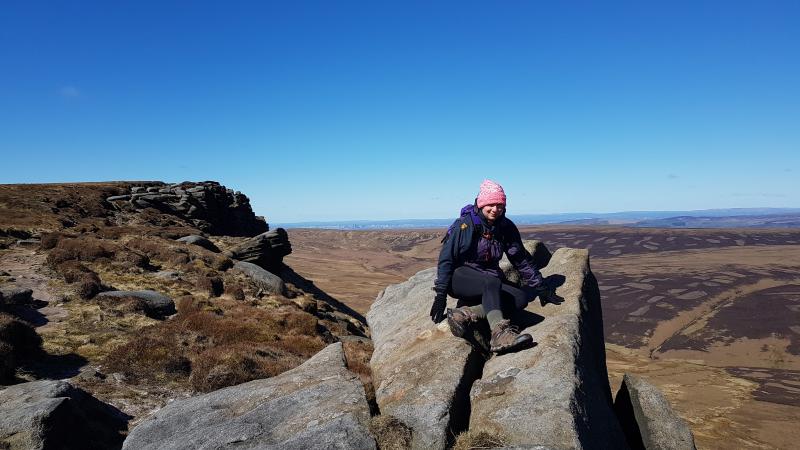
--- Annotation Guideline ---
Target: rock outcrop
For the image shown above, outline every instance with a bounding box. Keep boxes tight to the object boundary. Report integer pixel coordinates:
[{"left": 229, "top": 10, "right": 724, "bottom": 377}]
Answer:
[
  {"left": 614, "top": 373, "right": 697, "bottom": 450},
  {"left": 225, "top": 228, "right": 292, "bottom": 271},
  {"left": 367, "top": 268, "right": 482, "bottom": 449},
  {"left": 122, "top": 342, "right": 375, "bottom": 450},
  {"left": 95, "top": 290, "right": 176, "bottom": 319},
  {"left": 368, "top": 245, "right": 631, "bottom": 449},
  {"left": 469, "top": 248, "right": 627, "bottom": 449},
  {"left": 232, "top": 261, "right": 286, "bottom": 296},
  {"left": 106, "top": 181, "right": 268, "bottom": 236},
  {"left": 0, "top": 287, "right": 33, "bottom": 307},
  {"left": 0, "top": 380, "right": 128, "bottom": 450}
]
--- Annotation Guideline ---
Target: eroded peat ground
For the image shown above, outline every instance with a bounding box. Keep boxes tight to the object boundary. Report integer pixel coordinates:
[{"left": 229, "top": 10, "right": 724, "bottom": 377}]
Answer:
[{"left": 287, "top": 225, "right": 800, "bottom": 450}]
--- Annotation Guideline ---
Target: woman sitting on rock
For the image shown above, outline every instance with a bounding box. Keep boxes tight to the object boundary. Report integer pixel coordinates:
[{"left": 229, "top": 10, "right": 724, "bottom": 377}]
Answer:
[{"left": 430, "top": 179, "right": 553, "bottom": 354}]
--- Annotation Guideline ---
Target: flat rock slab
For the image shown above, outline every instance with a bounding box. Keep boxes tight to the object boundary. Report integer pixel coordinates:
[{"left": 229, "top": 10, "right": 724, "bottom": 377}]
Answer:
[
  {"left": 232, "top": 261, "right": 286, "bottom": 296},
  {"left": 123, "top": 343, "right": 374, "bottom": 450},
  {"left": 96, "top": 290, "right": 176, "bottom": 318},
  {"left": 614, "top": 373, "right": 696, "bottom": 450},
  {"left": 368, "top": 268, "right": 480, "bottom": 450},
  {"left": 0, "top": 380, "right": 127, "bottom": 450},
  {"left": 470, "top": 248, "right": 628, "bottom": 449}
]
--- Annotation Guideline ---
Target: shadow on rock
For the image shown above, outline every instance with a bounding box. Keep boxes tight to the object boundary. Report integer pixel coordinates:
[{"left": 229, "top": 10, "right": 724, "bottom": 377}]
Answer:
[
  {"left": 546, "top": 274, "right": 566, "bottom": 288},
  {"left": 513, "top": 309, "right": 546, "bottom": 330},
  {"left": 280, "top": 265, "right": 367, "bottom": 326}
]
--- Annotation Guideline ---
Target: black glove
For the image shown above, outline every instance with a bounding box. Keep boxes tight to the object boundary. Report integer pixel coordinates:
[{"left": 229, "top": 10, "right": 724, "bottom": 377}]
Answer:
[{"left": 430, "top": 292, "right": 447, "bottom": 323}]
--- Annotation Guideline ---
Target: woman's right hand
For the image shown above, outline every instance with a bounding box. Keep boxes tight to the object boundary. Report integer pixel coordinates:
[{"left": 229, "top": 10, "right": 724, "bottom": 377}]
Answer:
[{"left": 430, "top": 292, "right": 447, "bottom": 323}]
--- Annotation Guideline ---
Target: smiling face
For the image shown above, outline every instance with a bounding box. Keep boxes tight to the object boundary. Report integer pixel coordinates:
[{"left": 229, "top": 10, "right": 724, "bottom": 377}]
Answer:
[{"left": 480, "top": 203, "right": 505, "bottom": 224}]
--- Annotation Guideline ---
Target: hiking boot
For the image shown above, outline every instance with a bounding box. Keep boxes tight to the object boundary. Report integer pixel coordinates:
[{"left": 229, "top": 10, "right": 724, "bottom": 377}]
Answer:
[
  {"left": 490, "top": 320, "right": 533, "bottom": 353},
  {"left": 446, "top": 307, "right": 479, "bottom": 338}
]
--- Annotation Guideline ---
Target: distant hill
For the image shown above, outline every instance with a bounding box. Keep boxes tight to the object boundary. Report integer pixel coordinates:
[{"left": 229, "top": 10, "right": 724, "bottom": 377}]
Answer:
[
  {"left": 276, "top": 208, "right": 800, "bottom": 230},
  {"left": 632, "top": 213, "right": 800, "bottom": 228}
]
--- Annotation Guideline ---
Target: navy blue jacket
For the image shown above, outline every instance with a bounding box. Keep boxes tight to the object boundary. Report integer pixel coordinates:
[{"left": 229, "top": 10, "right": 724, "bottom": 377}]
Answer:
[{"left": 434, "top": 205, "right": 544, "bottom": 296}]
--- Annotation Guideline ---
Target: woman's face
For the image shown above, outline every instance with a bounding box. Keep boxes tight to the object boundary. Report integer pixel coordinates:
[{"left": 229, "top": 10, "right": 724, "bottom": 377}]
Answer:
[{"left": 480, "top": 203, "right": 505, "bottom": 223}]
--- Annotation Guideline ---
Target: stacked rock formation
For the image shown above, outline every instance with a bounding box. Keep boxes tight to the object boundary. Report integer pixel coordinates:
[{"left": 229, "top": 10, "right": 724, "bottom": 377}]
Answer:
[
  {"left": 224, "top": 228, "right": 292, "bottom": 272},
  {"left": 106, "top": 181, "right": 268, "bottom": 236}
]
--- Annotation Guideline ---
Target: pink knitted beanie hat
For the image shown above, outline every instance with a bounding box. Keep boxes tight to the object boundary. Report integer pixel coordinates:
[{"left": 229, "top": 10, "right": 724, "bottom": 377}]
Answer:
[{"left": 476, "top": 179, "right": 507, "bottom": 208}]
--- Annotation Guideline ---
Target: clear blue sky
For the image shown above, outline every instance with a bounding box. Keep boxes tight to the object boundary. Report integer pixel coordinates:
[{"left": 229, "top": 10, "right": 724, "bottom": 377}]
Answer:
[{"left": 1, "top": 1, "right": 798, "bottom": 223}]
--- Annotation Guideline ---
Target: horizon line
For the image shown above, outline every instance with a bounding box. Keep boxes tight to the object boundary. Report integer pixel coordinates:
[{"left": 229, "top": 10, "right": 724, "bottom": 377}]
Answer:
[{"left": 271, "top": 206, "right": 800, "bottom": 227}]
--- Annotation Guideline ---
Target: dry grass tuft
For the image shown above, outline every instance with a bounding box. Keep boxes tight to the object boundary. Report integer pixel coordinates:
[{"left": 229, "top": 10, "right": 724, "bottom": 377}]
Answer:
[
  {"left": 196, "top": 276, "right": 223, "bottom": 297},
  {"left": 210, "top": 256, "right": 233, "bottom": 271},
  {"left": 55, "top": 260, "right": 95, "bottom": 283},
  {"left": 271, "top": 334, "right": 326, "bottom": 355},
  {"left": 342, "top": 337, "right": 376, "bottom": 414},
  {"left": 54, "top": 260, "right": 104, "bottom": 299},
  {"left": 93, "top": 294, "right": 150, "bottom": 316},
  {"left": 126, "top": 236, "right": 187, "bottom": 265},
  {"left": 451, "top": 430, "right": 506, "bottom": 450},
  {"left": 76, "top": 274, "right": 102, "bottom": 299},
  {"left": 113, "top": 250, "right": 150, "bottom": 269},
  {"left": 188, "top": 345, "right": 298, "bottom": 392},
  {"left": 39, "top": 232, "right": 66, "bottom": 250},
  {"left": 368, "top": 415, "right": 413, "bottom": 450},
  {"left": 103, "top": 335, "right": 189, "bottom": 382},
  {"left": 0, "top": 313, "right": 43, "bottom": 354},
  {"left": 224, "top": 284, "right": 246, "bottom": 301},
  {"left": 342, "top": 338, "right": 373, "bottom": 380},
  {"left": 46, "top": 236, "right": 118, "bottom": 266}
]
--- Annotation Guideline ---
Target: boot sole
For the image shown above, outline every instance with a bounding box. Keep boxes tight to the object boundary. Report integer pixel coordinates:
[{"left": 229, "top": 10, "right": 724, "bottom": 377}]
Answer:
[
  {"left": 491, "top": 334, "right": 533, "bottom": 354},
  {"left": 447, "top": 314, "right": 467, "bottom": 338}
]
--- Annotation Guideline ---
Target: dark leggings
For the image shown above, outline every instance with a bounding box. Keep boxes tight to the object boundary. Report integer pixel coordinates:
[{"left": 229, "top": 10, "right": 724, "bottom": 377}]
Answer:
[{"left": 451, "top": 265, "right": 529, "bottom": 313}]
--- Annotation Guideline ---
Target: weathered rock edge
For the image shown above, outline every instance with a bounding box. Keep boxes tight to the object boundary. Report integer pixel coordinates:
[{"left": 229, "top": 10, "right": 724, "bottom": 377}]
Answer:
[
  {"left": 232, "top": 260, "right": 287, "bottom": 296},
  {"left": 107, "top": 181, "right": 268, "bottom": 237},
  {"left": 0, "top": 379, "right": 128, "bottom": 450},
  {"left": 95, "top": 290, "right": 176, "bottom": 319},
  {"left": 614, "top": 373, "right": 697, "bottom": 450},
  {"left": 470, "top": 247, "right": 628, "bottom": 449},
  {"left": 122, "top": 342, "right": 375, "bottom": 450},
  {"left": 367, "top": 268, "right": 482, "bottom": 450}
]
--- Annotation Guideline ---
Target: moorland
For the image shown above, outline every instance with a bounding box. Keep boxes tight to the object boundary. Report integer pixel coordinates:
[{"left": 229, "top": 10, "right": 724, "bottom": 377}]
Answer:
[{"left": 286, "top": 225, "right": 800, "bottom": 450}]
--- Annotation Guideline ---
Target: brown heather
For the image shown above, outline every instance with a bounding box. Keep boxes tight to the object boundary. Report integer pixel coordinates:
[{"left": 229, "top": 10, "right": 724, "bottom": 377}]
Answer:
[
  {"left": 103, "top": 297, "right": 328, "bottom": 392},
  {"left": 451, "top": 430, "right": 507, "bottom": 450},
  {"left": 55, "top": 260, "right": 95, "bottom": 283},
  {"left": 46, "top": 236, "right": 119, "bottom": 266},
  {"left": 196, "top": 275, "right": 224, "bottom": 297},
  {"left": 368, "top": 415, "right": 413, "bottom": 450}
]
